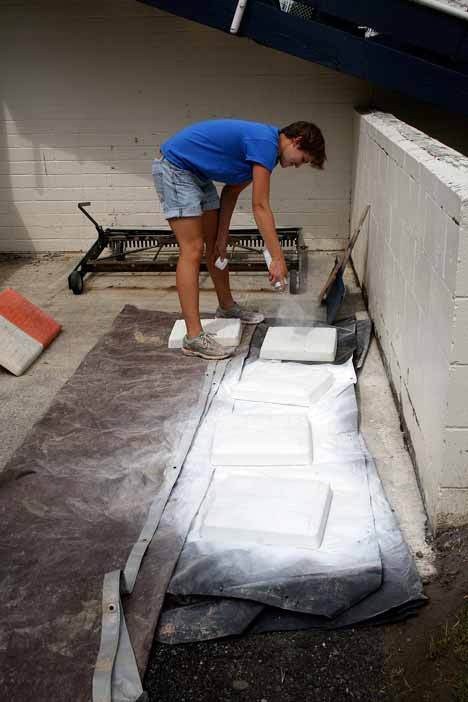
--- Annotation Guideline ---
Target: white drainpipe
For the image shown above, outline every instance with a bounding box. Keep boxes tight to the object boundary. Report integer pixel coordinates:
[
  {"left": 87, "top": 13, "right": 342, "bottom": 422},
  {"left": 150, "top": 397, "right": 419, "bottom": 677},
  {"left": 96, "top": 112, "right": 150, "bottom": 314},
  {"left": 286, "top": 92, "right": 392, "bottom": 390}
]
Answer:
[{"left": 230, "top": 0, "right": 249, "bottom": 33}]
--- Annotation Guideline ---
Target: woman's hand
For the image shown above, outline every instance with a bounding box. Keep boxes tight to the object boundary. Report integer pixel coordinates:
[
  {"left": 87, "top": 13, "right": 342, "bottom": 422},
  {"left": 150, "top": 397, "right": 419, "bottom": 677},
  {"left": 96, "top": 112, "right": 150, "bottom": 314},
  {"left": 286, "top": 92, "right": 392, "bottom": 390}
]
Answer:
[
  {"left": 215, "top": 234, "right": 230, "bottom": 262},
  {"left": 268, "top": 256, "right": 288, "bottom": 286}
]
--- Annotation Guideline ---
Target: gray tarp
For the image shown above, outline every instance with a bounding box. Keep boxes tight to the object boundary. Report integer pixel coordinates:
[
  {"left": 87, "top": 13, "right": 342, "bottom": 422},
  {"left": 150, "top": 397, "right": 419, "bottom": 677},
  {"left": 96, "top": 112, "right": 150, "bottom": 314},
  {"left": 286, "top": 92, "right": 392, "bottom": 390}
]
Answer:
[
  {"left": 0, "top": 307, "right": 218, "bottom": 702},
  {"left": 156, "top": 449, "right": 425, "bottom": 644}
]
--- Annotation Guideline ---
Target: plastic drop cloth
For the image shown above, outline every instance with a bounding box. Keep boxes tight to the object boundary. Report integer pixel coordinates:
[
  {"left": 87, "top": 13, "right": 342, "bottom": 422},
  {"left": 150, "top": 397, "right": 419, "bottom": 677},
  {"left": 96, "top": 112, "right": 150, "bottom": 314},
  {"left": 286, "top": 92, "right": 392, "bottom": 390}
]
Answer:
[
  {"left": 156, "top": 326, "right": 425, "bottom": 645},
  {"left": 248, "top": 317, "right": 359, "bottom": 366},
  {"left": 165, "top": 354, "right": 383, "bottom": 611},
  {"left": 157, "top": 445, "right": 425, "bottom": 644}
]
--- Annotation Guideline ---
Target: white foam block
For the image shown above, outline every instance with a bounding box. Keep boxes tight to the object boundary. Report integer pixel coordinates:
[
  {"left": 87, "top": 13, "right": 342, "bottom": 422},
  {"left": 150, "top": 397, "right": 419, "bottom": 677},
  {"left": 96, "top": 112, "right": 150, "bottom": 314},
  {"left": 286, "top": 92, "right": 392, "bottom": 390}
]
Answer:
[
  {"left": 211, "top": 414, "right": 312, "bottom": 465},
  {"left": 231, "top": 362, "right": 333, "bottom": 406},
  {"left": 201, "top": 473, "right": 332, "bottom": 549},
  {"left": 259, "top": 326, "right": 337, "bottom": 362},
  {"left": 168, "top": 318, "right": 242, "bottom": 349}
]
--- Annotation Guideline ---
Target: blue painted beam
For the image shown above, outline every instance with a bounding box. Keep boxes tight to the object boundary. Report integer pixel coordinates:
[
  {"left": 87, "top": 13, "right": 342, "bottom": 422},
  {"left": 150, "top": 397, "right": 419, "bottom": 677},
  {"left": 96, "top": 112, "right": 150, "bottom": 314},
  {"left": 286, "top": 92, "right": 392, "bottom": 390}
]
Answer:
[
  {"left": 244, "top": 1, "right": 468, "bottom": 114},
  {"left": 300, "top": 0, "right": 468, "bottom": 63},
  {"left": 138, "top": 0, "right": 236, "bottom": 33},
  {"left": 139, "top": 0, "right": 468, "bottom": 116}
]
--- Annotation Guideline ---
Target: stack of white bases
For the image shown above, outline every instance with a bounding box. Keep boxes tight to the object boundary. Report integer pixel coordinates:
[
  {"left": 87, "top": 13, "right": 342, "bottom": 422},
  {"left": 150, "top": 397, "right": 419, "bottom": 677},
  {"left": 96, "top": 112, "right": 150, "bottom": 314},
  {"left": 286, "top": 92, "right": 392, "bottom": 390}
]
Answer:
[{"left": 199, "top": 325, "right": 340, "bottom": 551}]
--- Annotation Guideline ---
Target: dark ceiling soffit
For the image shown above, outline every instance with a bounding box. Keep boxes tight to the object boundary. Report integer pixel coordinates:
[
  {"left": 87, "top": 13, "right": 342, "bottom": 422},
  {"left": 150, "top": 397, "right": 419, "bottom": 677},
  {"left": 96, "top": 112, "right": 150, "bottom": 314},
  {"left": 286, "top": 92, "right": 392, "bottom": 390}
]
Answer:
[
  {"left": 139, "top": 0, "right": 468, "bottom": 116},
  {"left": 298, "top": 0, "right": 468, "bottom": 63},
  {"left": 138, "top": 0, "right": 235, "bottom": 31}
]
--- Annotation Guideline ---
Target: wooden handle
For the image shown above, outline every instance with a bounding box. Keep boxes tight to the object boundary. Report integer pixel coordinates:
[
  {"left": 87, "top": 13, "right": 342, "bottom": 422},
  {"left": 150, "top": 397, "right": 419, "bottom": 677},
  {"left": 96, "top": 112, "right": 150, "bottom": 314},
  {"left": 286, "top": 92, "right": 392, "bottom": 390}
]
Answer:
[
  {"left": 340, "top": 204, "right": 370, "bottom": 271},
  {"left": 317, "top": 204, "right": 370, "bottom": 303}
]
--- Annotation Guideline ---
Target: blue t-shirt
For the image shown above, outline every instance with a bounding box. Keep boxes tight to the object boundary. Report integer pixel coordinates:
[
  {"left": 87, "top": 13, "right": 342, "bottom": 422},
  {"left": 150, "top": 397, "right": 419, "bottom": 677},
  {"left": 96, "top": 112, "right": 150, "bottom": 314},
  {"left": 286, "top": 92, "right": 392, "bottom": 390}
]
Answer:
[{"left": 160, "top": 119, "right": 279, "bottom": 185}]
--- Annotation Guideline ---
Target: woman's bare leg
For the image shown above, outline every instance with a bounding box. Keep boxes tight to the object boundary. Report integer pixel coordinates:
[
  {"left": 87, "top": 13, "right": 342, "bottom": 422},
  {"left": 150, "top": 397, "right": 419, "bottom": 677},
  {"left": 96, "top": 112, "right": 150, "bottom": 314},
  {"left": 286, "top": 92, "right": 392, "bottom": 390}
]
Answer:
[
  {"left": 202, "top": 208, "right": 235, "bottom": 310},
  {"left": 168, "top": 215, "right": 204, "bottom": 338}
]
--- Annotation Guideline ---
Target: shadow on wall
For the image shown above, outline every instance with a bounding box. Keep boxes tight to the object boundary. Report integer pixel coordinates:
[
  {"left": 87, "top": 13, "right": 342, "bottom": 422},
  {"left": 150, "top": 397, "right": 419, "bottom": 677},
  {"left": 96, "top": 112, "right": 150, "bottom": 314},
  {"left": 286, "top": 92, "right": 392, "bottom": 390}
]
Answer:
[
  {"left": 349, "top": 117, "right": 370, "bottom": 291},
  {"left": 0, "top": 0, "right": 369, "bottom": 255},
  {"left": 1, "top": 102, "right": 35, "bottom": 260}
]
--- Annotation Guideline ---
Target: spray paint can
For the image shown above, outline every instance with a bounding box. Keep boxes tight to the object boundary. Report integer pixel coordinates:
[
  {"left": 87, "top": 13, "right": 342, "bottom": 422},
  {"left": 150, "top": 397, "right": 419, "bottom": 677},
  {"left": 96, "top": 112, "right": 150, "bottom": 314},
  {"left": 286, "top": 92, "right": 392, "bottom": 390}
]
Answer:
[{"left": 263, "top": 249, "right": 287, "bottom": 292}]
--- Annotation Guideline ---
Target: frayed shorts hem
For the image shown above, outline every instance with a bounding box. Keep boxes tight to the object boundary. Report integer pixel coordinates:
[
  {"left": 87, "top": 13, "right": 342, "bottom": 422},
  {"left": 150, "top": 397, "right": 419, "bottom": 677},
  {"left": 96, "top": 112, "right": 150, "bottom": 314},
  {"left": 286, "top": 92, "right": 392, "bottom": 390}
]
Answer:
[
  {"left": 163, "top": 202, "right": 219, "bottom": 219},
  {"left": 153, "top": 156, "right": 220, "bottom": 221}
]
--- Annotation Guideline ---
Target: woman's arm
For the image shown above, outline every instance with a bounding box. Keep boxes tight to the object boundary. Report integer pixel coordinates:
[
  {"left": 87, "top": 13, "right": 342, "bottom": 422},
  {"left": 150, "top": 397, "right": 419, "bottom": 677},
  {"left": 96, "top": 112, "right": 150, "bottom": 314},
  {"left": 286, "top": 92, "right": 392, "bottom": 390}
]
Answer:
[
  {"left": 216, "top": 180, "right": 251, "bottom": 259},
  {"left": 251, "top": 164, "right": 288, "bottom": 284}
]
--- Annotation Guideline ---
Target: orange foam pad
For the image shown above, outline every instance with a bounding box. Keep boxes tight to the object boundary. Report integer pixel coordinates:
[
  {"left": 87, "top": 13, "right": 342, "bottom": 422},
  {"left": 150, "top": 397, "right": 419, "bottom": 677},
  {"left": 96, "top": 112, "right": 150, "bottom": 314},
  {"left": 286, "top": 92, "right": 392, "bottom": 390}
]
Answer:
[{"left": 0, "top": 288, "right": 61, "bottom": 347}]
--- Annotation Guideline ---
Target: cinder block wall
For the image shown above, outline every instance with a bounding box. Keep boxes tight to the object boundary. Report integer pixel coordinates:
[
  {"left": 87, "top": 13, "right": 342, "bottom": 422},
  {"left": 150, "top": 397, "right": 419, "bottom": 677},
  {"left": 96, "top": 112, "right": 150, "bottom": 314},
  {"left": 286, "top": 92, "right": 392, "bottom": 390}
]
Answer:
[
  {"left": 351, "top": 110, "right": 468, "bottom": 530},
  {"left": 0, "top": 0, "right": 369, "bottom": 253}
]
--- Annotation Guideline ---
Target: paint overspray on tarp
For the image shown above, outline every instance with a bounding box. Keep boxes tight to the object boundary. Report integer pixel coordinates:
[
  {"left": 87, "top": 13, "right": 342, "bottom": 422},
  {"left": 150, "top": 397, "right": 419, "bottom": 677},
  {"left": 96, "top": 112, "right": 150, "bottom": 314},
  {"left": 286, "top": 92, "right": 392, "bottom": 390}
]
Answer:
[{"left": 154, "top": 323, "right": 424, "bottom": 644}]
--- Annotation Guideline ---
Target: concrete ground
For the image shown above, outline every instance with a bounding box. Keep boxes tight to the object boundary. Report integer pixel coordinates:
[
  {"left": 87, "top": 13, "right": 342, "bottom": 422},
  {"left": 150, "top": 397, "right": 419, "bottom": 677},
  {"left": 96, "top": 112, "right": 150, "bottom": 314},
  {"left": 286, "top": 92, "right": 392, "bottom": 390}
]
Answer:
[
  {"left": 1, "top": 250, "right": 438, "bottom": 701},
  {"left": 0, "top": 250, "right": 434, "bottom": 580}
]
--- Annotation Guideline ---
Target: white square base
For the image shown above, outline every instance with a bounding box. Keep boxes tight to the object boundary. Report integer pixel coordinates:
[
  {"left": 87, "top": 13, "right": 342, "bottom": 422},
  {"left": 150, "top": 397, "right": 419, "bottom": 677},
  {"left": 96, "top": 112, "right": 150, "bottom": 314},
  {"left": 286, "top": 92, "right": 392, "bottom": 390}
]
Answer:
[
  {"left": 211, "top": 414, "right": 312, "bottom": 465},
  {"left": 168, "top": 318, "right": 242, "bottom": 349},
  {"left": 201, "top": 473, "right": 332, "bottom": 549},
  {"left": 232, "top": 361, "right": 333, "bottom": 406},
  {"left": 259, "top": 326, "right": 337, "bottom": 362}
]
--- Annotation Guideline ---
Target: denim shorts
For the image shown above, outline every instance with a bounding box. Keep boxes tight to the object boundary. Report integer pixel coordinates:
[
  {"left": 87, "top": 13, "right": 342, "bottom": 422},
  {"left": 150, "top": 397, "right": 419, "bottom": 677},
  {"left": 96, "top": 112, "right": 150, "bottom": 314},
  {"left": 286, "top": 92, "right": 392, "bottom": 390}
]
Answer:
[{"left": 152, "top": 157, "right": 220, "bottom": 219}]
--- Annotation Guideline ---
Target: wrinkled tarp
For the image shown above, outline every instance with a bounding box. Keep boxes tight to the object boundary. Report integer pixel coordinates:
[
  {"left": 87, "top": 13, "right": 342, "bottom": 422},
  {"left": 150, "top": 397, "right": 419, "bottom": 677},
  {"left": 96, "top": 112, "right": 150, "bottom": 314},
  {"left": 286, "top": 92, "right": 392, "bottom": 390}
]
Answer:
[
  {"left": 156, "top": 447, "right": 425, "bottom": 644},
  {"left": 154, "top": 321, "right": 424, "bottom": 645},
  {"left": 0, "top": 306, "right": 219, "bottom": 702},
  {"left": 165, "top": 359, "right": 383, "bottom": 615}
]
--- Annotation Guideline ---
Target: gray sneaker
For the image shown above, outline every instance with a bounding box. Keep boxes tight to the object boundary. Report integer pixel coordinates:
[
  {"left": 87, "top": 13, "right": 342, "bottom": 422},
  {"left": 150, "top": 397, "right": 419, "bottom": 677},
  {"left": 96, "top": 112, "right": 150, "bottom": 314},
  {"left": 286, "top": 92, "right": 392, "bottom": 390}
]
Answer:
[
  {"left": 215, "top": 302, "right": 264, "bottom": 325},
  {"left": 182, "top": 331, "right": 233, "bottom": 360}
]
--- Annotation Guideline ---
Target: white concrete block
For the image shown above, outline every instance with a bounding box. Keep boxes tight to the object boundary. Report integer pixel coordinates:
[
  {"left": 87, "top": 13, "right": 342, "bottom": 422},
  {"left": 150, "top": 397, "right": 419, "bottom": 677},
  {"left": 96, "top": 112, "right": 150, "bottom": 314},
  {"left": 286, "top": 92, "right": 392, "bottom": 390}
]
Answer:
[
  {"left": 403, "top": 149, "right": 421, "bottom": 181},
  {"left": 428, "top": 272, "right": 454, "bottom": 362},
  {"left": 424, "top": 194, "right": 446, "bottom": 276},
  {"left": 168, "top": 318, "right": 242, "bottom": 349},
  {"left": 388, "top": 137, "right": 406, "bottom": 169},
  {"left": 399, "top": 170, "right": 413, "bottom": 233},
  {"left": 382, "top": 242, "right": 396, "bottom": 329},
  {"left": 451, "top": 299, "right": 468, "bottom": 364},
  {"left": 259, "top": 327, "right": 337, "bottom": 363},
  {"left": 399, "top": 223, "right": 416, "bottom": 289},
  {"left": 436, "top": 177, "right": 462, "bottom": 223},
  {"left": 201, "top": 473, "right": 332, "bottom": 549},
  {"left": 408, "top": 178, "right": 423, "bottom": 239},
  {"left": 447, "top": 366, "right": 468, "bottom": 426},
  {"left": 402, "top": 289, "right": 421, "bottom": 381},
  {"left": 444, "top": 217, "right": 460, "bottom": 293},
  {"left": 413, "top": 249, "right": 432, "bottom": 315},
  {"left": 455, "top": 219, "right": 468, "bottom": 297},
  {"left": 442, "top": 428, "right": 468, "bottom": 488},
  {"left": 392, "top": 265, "right": 406, "bottom": 362},
  {"left": 211, "top": 414, "right": 312, "bottom": 466},
  {"left": 373, "top": 127, "right": 391, "bottom": 154},
  {"left": 231, "top": 362, "right": 333, "bottom": 406},
  {"left": 437, "top": 487, "right": 468, "bottom": 528},
  {"left": 417, "top": 354, "right": 448, "bottom": 458}
]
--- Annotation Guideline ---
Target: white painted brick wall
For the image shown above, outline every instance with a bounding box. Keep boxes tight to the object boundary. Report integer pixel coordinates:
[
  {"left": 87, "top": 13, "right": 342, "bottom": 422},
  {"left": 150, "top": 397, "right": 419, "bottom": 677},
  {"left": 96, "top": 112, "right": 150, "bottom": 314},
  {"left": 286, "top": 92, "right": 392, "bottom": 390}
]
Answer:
[
  {"left": 351, "top": 110, "right": 468, "bottom": 530},
  {"left": 0, "top": 0, "right": 369, "bottom": 253}
]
